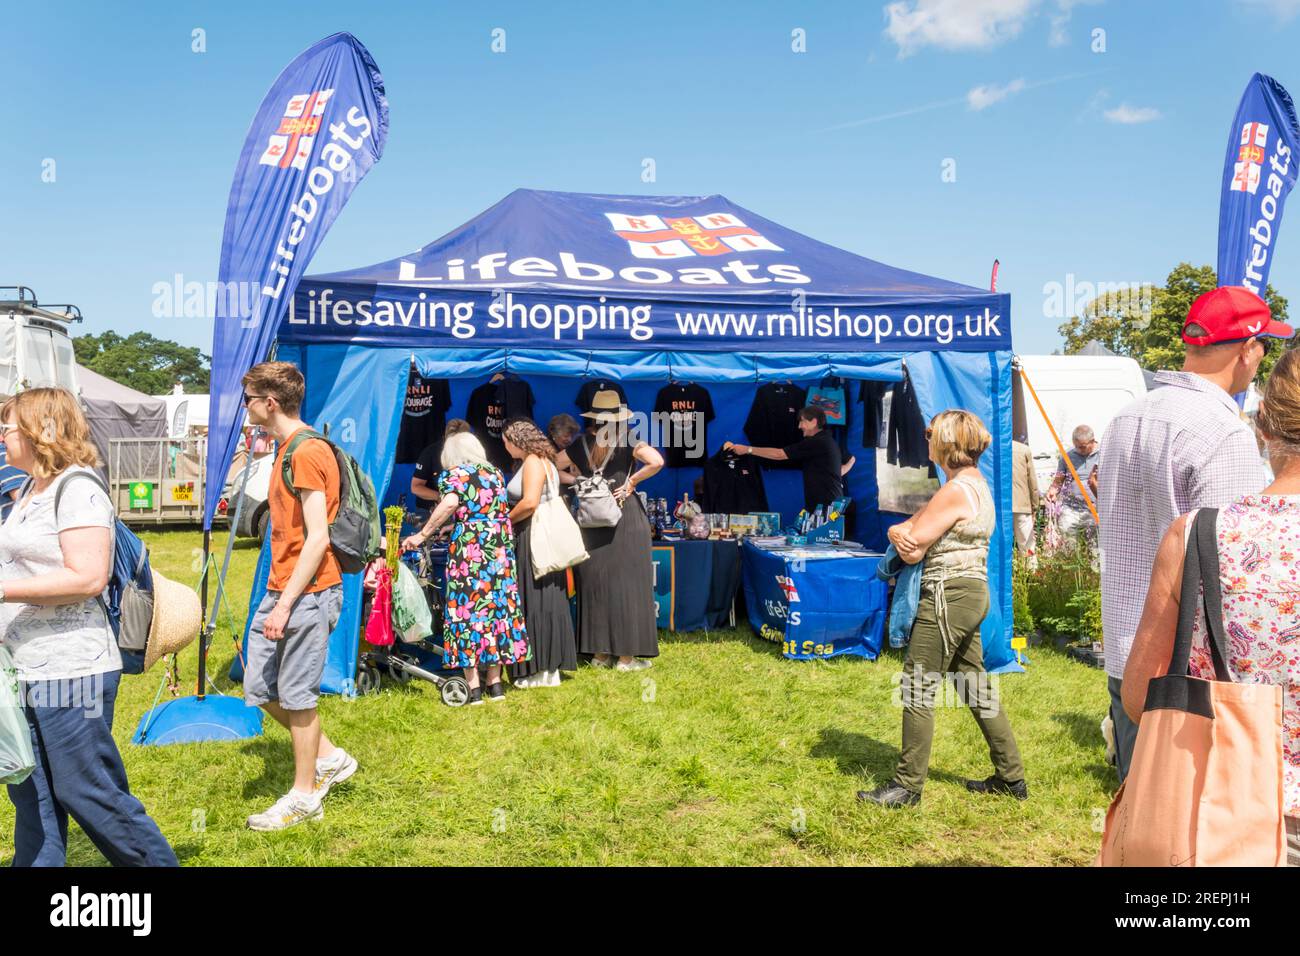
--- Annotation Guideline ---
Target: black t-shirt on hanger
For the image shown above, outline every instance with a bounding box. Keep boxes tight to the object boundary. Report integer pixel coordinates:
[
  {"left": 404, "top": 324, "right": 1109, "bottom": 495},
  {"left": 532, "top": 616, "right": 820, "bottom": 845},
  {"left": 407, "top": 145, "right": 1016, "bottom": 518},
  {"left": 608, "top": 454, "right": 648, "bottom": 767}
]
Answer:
[
  {"left": 395, "top": 372, "right": 452, "bottom": 465},
  {"left": 467, "top": 375, "right": 535, "bottom": 473},
  {"left": 653, "top": 382, "right": 715, "bottom": 468},
  {"left": 744, "top": 382, "right": 807, "bottom": 470},
  {"left": 702, "top": 449, "right": 769, "bottom": 515}
]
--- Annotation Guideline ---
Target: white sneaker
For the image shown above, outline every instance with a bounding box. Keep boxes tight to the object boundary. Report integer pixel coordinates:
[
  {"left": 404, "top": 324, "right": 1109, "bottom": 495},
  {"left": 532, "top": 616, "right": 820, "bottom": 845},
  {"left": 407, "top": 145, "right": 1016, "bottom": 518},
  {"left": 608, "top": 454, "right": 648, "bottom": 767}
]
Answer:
[
  {"left": 315, "top": 749, "right": 358, "bottom": 798},
  {"left": 589, "top": 655, "right": 614, "bottom": 668},
  {"left": 247, "top": 789, "right": 323, "bottom": 831},
  {"left": 615, "top": 658, "right": 653, "bottom": 672},
  {"left": 546, "top": 669, "right": 562, "bottom": 687},
  {"left": 513, "top": 674, "right": 534, "bottom": 689}
]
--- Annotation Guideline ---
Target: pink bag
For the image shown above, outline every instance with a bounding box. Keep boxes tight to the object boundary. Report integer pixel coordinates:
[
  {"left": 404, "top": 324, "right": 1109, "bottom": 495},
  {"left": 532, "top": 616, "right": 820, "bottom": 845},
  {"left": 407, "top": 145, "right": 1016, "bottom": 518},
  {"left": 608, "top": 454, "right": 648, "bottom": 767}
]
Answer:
[
  {"left": 1097, "top": 509, "right": 1285, "bottom": 867},
  {"left": 365, "top": 565, "right": 395, "bottom": 648}
]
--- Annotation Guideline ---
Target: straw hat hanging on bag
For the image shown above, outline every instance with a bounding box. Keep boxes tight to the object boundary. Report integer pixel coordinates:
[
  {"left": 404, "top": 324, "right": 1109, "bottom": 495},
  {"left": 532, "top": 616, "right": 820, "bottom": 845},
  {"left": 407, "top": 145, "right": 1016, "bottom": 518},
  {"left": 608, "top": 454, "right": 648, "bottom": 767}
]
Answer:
[{"left": 142, "top": 571, "right": 202, "bottom": 672}]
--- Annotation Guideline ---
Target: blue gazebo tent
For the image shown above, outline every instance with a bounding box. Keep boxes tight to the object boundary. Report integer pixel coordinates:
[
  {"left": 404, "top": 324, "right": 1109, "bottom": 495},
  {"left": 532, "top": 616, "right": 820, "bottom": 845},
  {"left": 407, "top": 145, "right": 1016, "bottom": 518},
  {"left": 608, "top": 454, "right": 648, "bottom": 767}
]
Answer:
[{"left": 230, "top": 189, "right": 1017, "bottom": 693}]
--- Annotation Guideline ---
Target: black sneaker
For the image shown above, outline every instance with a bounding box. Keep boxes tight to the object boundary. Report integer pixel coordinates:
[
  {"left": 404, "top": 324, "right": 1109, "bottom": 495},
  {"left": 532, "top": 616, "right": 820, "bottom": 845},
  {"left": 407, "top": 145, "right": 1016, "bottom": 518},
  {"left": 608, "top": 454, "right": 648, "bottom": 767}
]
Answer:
[
  {"left": 486, "top": 683, "right": 505, "bottom": 702},
  {"left": 467, "top": 687, "right": 484, "bottom": 706},
  {"left": 965, "top": 775, "right": 1029, "bottom": 800},
  {"left": 856, "top": 781, "right": 921, "bottom": 808}
]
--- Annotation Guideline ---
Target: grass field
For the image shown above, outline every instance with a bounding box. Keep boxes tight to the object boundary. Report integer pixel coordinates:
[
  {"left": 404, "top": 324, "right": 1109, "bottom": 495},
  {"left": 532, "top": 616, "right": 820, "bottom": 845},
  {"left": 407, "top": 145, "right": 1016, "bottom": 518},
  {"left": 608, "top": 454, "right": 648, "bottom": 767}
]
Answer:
[{"left": 0, "top": 529, "right": 1115, "bottom": 866}]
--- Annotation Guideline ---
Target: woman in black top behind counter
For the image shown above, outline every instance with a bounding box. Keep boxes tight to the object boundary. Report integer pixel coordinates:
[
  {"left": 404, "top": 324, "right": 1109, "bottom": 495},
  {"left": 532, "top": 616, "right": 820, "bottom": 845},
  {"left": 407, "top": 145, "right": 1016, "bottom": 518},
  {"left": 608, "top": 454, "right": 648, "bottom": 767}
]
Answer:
[{"left": 724, "top": 406, "right": 855, "bottom": 512}]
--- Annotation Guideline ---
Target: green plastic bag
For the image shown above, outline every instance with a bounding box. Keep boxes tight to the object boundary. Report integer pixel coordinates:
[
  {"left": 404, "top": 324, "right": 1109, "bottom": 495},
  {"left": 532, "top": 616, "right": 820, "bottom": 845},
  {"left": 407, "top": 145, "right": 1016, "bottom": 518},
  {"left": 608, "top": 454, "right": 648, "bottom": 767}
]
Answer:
[{"left": 0, "top": 645, "right": 35, "bottom": 786}]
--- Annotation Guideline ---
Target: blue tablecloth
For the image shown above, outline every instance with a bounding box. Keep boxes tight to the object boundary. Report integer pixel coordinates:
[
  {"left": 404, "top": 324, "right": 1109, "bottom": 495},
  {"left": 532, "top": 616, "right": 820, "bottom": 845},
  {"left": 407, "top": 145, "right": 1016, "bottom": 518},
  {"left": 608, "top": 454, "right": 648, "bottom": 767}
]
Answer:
[
  {"left": 741, "top": 540, "right": 888, "bottom": 660},
  {"left": 651, "top": 538, "right": 742, "bottom": 632}
]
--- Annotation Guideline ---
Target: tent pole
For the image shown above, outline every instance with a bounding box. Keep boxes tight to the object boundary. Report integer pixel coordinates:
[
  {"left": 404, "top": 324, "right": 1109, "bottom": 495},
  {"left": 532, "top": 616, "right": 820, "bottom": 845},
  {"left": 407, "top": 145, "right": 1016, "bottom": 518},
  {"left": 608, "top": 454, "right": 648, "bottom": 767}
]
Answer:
[
  {"left": 198, "top": 527, "right": 210, "bottom": 701},
  {"left": 1017, "top": 364, "right": 1100, "bottom": 525}
]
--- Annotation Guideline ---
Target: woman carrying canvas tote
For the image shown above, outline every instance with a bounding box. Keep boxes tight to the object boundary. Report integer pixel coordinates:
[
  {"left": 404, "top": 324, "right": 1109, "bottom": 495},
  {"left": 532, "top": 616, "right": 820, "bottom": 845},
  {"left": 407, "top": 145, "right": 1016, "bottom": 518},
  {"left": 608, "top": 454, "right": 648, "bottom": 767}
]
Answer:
[
  {"left": 502, "top": 418, "right": 582, "bottom": 688},
  {"left": 1115, "top": 349, "right": 1300, "bottom": 867}
]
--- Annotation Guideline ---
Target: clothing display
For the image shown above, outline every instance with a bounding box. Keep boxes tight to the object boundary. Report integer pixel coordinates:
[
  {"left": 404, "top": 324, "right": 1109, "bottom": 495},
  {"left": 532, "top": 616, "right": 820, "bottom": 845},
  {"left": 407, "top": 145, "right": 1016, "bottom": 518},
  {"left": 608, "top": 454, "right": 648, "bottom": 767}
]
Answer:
[
  {"left": 394, "top": 371, "right": 451, "bottom": 465},
  {"left": 783, "top": 428, "right": 843, "bottom": 512},
  {"left": 702, "top": 449, "right": 769, "bottom": 515},
  {"left": 567, "top": 439, "right": 659, "bottom": 659},
  {"left": 811, "top": 375, "right": 850, "bottom": 456},
  {"left": 466, "top": 374, "right": 535, "bottom": 473},
  {"left": 653, "top": 382, "right": 716, "bottom": 468},
  {"left": 743, "top": 382, "right": 806, "bottom": 470},
  {"left": 886, "top": 375, "right": 932, "bottom": 471},
  {"left": 575, "top": 378, "right": 627, "bottom": 415},
  {"left": 859, "top": 380, "right": 889, "bottom": 448}
]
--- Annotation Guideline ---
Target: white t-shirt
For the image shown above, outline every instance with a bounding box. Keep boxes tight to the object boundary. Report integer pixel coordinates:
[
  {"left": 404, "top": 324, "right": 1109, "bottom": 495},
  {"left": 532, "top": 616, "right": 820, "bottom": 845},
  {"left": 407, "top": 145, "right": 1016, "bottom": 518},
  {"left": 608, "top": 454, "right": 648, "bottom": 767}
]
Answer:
[{"left": 0, "top": 467, "right": 118, "bottom": 681}]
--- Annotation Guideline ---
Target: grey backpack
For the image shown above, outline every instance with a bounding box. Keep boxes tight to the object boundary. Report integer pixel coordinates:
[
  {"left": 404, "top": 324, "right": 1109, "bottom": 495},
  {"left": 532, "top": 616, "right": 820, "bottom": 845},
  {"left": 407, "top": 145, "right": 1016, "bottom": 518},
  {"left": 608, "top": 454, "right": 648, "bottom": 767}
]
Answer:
[{"left": 572, "top": 438, "right": 624, "bottom": 529}]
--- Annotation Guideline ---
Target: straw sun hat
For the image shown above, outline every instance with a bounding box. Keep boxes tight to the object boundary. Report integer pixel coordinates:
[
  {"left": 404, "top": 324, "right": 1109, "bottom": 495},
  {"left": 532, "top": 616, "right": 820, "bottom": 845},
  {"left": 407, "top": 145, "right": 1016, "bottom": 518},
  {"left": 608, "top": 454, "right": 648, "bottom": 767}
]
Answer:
[
  {"left": 143, "top": 570, "right": 202, "bottom": 671},
  {"left": 581, "top": 389, "right": 632, "bottom": 423}
]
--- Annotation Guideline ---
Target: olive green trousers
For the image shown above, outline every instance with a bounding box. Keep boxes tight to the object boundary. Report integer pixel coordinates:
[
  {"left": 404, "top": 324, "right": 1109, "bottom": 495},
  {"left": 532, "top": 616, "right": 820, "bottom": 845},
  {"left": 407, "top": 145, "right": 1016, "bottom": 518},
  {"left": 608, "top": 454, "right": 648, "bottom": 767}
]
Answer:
[{"left": 893, "top": 575, "right": 1025, "bottom": 794}]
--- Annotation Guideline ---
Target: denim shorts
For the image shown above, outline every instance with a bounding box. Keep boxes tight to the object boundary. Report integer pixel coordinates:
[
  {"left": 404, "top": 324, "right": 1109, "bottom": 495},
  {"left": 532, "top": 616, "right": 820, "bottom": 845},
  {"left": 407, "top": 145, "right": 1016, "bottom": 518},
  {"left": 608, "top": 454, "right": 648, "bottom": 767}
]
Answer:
[{"left": 243, "top": 586, "right": 343, "bottom": 710}]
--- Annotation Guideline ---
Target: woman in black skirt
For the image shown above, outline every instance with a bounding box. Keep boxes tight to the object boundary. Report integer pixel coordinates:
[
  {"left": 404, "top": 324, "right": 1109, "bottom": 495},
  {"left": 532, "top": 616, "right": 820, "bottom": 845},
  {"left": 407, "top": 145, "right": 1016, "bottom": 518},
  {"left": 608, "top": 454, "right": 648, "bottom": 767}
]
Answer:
[
  {"left": 502, "top": 419, "right": 578, "bottom": 688},
  {"left": 557, "top": 390, "right": 663, "bottom": 671}
]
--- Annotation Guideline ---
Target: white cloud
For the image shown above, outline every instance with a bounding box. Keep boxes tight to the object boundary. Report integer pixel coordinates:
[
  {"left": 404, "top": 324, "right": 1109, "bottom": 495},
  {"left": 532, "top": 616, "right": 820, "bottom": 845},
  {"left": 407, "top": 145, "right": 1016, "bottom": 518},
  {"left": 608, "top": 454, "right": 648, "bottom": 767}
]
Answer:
[
  {"left": 967, "top": 78, "right": 1027, "bottom": 110},
  {"left": 1103, "top": 103, "right": 1161, "bottom": 124},
  {"left": 1048, "top": 0, "right": 1102, "bottom": 46},
  {"left": 884, "top": 0, "right": 1041, "bottom": 56},
  {"left": 1236, "top": 0, "right": 1300, "bottom": 21}
]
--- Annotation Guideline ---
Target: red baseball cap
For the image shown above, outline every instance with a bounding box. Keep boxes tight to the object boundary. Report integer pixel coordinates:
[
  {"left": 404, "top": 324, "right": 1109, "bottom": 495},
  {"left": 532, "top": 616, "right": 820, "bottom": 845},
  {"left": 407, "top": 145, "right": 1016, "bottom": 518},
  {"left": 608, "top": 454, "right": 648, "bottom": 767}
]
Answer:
[{"left": 1182, "top": 286, "right": 1294, "bottom": 345}]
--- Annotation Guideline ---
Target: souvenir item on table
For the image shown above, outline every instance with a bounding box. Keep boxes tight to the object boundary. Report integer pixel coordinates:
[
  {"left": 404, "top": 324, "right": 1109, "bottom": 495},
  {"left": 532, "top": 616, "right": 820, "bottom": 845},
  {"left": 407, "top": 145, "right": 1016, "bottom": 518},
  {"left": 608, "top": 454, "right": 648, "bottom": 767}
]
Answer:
[
  {"left": 752, "top": 512, "right": 782, "bottom": 535},
  {"left": 729, "top": 514, "right": 759, "bottom": 537},
  {"left": 675, "top": 494, "right": 709, "bottom": 540}
]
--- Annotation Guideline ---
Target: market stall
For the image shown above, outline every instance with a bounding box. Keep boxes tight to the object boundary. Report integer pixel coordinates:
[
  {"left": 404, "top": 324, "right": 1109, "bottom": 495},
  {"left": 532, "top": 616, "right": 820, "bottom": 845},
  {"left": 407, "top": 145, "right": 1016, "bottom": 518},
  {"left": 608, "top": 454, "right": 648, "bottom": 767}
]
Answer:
[{"left": 222, "top": 189, "right": 1017, "bottom": 692}]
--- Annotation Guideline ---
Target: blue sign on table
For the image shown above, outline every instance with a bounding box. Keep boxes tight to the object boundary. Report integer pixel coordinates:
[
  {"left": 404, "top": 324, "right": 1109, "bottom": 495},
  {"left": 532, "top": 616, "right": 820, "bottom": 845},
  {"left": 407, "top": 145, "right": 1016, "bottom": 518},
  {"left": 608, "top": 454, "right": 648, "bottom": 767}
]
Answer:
[
  {"left": 741, "top": 541, "right": 887, "bottom": 660},
  {"left": 651, "top": 546, "right": 674, "bottom": 630}
]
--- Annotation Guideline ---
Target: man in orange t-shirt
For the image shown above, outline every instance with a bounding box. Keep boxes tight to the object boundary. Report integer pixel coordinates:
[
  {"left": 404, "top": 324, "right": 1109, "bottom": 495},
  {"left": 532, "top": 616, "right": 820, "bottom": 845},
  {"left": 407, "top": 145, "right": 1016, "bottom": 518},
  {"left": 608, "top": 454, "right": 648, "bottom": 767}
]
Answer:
[{"left": 240, "top": 361, "right": 358, "bottom": 831}]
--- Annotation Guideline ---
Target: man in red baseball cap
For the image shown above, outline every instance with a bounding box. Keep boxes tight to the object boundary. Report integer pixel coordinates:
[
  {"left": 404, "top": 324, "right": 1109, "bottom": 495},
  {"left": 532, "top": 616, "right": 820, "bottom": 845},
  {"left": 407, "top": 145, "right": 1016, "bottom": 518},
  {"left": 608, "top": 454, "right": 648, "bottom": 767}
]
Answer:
[
  {"left": 1181, "top": 285, "right": 1294, "bottom": 347},
  {"left": 1097, "top": 284, "right": 1291, "bottom": 786}
]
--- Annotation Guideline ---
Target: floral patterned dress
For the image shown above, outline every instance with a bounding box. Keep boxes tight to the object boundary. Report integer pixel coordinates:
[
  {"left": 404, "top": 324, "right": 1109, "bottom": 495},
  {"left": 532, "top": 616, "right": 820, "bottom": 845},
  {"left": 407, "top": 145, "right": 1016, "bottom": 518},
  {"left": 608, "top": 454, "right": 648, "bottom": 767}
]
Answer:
[
  {"left": 1189, "top": 496, "right": 1300, "bottom": 817},
  {"left": 437, "top": 464, "right": 529, "bottom": 669}
]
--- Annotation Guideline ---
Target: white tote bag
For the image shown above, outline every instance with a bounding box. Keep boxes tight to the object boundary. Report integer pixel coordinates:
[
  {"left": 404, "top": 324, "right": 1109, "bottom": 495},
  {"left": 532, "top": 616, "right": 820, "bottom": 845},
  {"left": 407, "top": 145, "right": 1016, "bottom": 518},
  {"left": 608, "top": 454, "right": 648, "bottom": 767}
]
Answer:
[{"left": 530, "top": 462, "right": 589, "bottom": 578}]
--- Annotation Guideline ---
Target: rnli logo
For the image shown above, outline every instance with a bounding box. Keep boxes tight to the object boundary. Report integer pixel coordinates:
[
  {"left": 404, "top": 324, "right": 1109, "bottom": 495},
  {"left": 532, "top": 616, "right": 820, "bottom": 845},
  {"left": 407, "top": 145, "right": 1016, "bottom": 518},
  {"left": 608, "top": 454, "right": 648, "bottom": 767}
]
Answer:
[
  {"left": 1231, "top": 121, "right": 1269, "bottom": 194},
  {"left": 775, "top": 575, "right": 801, "bottom": 602},
  {"left": 258, "top": 89, "right": 335, "bottom": 170},
  {"left": 606, "top": 212, "right": 783, "bottom": 259}
]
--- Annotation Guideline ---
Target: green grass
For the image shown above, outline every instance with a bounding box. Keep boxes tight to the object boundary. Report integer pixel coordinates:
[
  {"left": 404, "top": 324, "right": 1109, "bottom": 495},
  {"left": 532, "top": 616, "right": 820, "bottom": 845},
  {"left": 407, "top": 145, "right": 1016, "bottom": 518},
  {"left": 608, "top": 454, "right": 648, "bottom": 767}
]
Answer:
[{"left": 0, "top": 530, "right": 1115, "bottom": 866}]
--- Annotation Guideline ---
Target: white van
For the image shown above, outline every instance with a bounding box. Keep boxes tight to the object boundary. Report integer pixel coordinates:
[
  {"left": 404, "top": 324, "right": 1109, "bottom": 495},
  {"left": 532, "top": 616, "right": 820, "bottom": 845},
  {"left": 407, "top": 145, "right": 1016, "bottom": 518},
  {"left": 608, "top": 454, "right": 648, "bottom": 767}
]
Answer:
[
  {"left": 1014, "top": 354, "right": 1148, "bottom": 490},
  {"left": 0, "top": 287, "right": 79, "bottom": 394}
]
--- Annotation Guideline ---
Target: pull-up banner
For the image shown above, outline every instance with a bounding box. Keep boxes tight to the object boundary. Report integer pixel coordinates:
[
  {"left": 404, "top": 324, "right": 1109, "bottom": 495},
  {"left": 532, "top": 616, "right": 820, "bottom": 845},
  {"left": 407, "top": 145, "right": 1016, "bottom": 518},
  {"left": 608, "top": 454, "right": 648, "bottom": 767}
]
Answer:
[
  {"left": 203, "top": 32, "right": 388, "bottom": 528},
  {"left": 1217, "top": 72, "right": 1300, "bottom": 294}
]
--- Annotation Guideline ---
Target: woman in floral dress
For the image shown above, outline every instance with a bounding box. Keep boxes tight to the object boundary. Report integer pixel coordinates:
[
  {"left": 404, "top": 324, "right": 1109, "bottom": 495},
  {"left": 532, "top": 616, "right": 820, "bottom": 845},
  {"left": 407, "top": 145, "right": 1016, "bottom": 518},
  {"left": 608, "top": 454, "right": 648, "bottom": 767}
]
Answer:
[{"left": 402, "top": 431, "right": 529, "bottom": 705}]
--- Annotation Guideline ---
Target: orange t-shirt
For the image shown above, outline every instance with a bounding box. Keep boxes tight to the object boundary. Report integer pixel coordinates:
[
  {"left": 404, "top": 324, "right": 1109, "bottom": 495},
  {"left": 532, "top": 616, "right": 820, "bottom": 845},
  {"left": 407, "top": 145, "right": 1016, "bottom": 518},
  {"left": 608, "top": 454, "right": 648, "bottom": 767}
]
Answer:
[{"left": 268, "top": 429, "right": 341, "bottom": 593}]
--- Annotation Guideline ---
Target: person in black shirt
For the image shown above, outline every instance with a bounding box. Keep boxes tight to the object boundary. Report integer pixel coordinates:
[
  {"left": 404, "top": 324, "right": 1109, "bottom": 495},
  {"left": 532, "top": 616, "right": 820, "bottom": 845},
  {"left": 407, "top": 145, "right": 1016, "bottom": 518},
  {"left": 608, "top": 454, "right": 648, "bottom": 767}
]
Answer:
[{"left": 724, "top": 406, "right": 855, "bottom": 512}]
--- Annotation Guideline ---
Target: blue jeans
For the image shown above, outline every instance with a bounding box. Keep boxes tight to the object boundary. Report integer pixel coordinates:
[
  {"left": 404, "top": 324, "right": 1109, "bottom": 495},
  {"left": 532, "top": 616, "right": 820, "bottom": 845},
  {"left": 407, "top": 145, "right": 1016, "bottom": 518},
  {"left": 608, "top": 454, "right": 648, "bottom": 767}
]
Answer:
[{"left": 6, "top": 671, "right": 178, "bottom": 867}]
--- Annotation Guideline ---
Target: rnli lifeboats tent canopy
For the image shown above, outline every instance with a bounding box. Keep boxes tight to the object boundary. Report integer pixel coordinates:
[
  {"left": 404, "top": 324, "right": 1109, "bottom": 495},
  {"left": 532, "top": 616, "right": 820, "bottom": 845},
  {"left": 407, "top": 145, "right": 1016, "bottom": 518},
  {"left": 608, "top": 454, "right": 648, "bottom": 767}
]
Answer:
[{"left": 227, "top": 189, "right": 1017, "bottom": 693}]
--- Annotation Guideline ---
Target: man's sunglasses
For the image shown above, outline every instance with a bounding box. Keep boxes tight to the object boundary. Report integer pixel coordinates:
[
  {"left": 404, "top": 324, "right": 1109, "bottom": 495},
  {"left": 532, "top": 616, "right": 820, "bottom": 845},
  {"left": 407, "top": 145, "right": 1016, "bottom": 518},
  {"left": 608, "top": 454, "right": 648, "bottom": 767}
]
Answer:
[{"left": 242, "top": 393, "right": 269, "bottom": 406}]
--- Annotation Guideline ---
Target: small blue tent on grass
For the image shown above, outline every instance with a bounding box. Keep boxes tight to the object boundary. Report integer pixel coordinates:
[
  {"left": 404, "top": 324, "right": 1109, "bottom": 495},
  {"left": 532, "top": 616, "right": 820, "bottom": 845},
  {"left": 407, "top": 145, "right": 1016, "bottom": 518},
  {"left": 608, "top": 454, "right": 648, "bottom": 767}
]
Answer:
[{"left": 231, "top": 189, "right": 1017, "bottom": 693}]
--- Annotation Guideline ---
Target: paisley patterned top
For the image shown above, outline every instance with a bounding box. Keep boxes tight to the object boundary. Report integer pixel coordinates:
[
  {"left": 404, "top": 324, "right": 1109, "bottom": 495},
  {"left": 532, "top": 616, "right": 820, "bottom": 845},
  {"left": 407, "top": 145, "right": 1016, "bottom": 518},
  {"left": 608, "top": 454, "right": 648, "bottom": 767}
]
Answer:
[{"left": 1190, "top": 496, "right": 1300, "bottom": 816}]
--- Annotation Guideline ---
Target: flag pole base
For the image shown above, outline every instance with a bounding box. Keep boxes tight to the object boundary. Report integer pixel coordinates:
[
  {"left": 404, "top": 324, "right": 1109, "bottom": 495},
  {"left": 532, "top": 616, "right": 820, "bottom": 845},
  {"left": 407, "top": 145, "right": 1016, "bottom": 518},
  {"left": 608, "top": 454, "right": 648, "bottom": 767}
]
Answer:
[{"left": 131, "top": 694, "right": 264, "bottom": 746}]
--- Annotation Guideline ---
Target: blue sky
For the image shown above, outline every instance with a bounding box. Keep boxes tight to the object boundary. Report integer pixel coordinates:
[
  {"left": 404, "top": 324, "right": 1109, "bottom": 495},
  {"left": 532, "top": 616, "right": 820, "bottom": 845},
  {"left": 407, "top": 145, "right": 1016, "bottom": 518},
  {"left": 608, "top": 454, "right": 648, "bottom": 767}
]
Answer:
[{"left": 4, "top": 0, "right": 1300, "bottom": 356}]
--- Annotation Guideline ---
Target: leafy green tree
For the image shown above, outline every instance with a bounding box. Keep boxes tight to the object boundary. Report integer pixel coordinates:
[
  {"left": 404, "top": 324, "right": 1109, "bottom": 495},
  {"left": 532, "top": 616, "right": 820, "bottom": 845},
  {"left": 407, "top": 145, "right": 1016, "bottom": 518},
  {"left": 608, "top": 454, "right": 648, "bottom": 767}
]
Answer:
[
  {"left": 1058, "top": 262, "right": 1290, "bottom": 383},
  {"left": 74, "top": 331, "right": 210, "bottom": 394}
]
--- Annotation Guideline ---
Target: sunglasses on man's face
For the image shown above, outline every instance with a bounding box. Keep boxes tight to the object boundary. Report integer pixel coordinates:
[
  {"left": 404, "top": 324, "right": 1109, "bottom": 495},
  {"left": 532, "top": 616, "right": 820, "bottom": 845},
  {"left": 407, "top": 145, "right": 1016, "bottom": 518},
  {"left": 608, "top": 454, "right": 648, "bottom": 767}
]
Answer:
[{"left": 242, "top": 393, "right": 269, "bottom": 407}]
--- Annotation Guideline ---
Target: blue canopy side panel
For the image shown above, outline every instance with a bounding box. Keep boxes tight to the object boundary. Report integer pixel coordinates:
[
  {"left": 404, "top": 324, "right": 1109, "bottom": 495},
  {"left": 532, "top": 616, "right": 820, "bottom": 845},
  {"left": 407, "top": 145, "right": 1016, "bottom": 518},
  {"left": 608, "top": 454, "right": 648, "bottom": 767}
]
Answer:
[
  {"left": 905, "top": 350, "right": 1016, "bottom": 672},
  {"left": 232, "top": 343, "right": 412, "bottom": 695}
]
